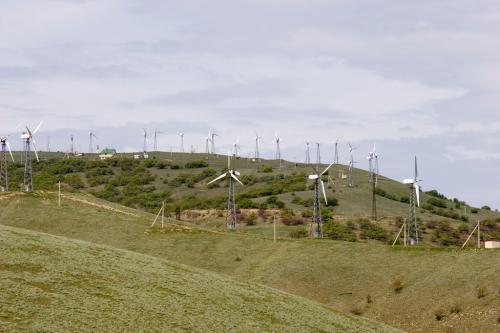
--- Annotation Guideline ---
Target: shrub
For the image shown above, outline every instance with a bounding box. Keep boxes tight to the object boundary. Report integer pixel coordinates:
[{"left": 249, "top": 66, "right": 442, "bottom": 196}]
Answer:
[
  {"left": 481, "top": 205, "right": 491, "bottom": 211},
  {"left": 350, "top": 305, "right": 363, "bottom": 316},
  {"left": 450, "top": 304, "right": 462, "bottom": 314},
  {"left": 471, "top": 208, "right": 479, "bottom": 214},
  {"left": 477, "top": 287, "right": 488, "bottom": 299},
  {"left": 434, "top": 308, "right": 446, "bottom": 321},
  {"left": 260, "top": 165, "right": 273, "bottom": 173},
  {"left": 366, "top": 295, "right": 373, "bottom": 304},
  {"left": 64, "top": 174, "right": 85, "bottom": 189},
  {"left": 245, "top": 213, "right": 258, "bottom": 226},
  {"left": 185, "top": 160, "right": 208, "bottom": 168},
  {"left": 391, "top": 279, "right": 404, "bottom": 293},
  {"left": 428, "top": 197, "right": 447, "bottom": 208},
  {"left": 359, "top": 219, "right": 387, "bottom": 241},
  {"left": 323, "top": 221, "right": 357, "bottom": 242},
  {"left": 289, "top": 228, "right": 308, "bottom": 238}
]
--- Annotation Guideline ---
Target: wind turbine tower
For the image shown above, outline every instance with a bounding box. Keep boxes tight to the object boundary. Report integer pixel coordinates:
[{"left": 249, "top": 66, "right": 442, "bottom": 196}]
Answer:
[
  {"left": 403, "top": 156, "right": 422, "bottom": 245},
  {"left": 21, "top": 122, "right": 42, "bottom": 192},
  {"left": 316, "top": 143, "right": 321, "bottom": 165},
  {"left": 153, "top": 130, "right": 163, "bottom": 151},
  {"left": 367, "top": 144, "right": 378, "bottom": 220},
  {"left": 274, "top": 133, "right": 281, "bottom": 168},
  {"left": 207, "top": 153, "right": 244, "bottom": 229},
  {"left": 70, "top": 135, "right": 74, "bottom": 155},
  {"left": 347, "top": 142, "right": 357, "bottom": 187},
  {"left": 308, "top": 162, "right": 335, "bottom": 237},
  {"left": 179, "top": 133, "right": 185, "bottom": 153},
  {"left": 89, "top": 132, "right": 98, "bottom": 154},
  {"left": 254, "top": 132, "right": 261, "bottom": 161},
  {"left": 142, "top": 129, "right": 148, "bottom": 155},
  {"left": 210, "top": 131, "right": 218, "bottom": 155},
  {"left": 205, "top": 129, "right": 212, "bottom": 155},
  {"left": 0, "top": 136, "right": 14, "bottom": 192}
]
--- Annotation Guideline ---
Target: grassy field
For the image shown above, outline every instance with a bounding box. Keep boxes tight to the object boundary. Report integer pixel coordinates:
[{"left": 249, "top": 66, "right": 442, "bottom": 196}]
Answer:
[
  {"left": 1, "top": 193, "right": 498, "bottom": 332},
  {"left": 0, "top": 224, "right": 401, "bottom": 333}
]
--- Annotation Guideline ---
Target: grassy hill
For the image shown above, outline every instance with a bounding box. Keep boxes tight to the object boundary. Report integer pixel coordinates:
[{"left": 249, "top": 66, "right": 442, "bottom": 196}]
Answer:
[
  {"left": 1, "top": 192, "right": 498, "bottom": 332},
  {"left": 4, "top": 152, "right": 500, "bottom": 246},
  {"left": 0, "top": 224, "right": 400, "bottom": 333}
]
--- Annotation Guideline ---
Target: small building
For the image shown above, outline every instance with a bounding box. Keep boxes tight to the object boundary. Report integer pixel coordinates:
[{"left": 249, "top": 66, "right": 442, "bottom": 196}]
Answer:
[
  {"left": 485, "top": 241, "right": 500, "bottom": 249},
  {"left": 99, "top": 148, "right": 116, "bottom": 160}
]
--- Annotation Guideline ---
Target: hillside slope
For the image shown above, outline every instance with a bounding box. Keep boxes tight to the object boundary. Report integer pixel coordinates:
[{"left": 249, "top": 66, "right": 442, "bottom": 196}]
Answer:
[
  {"left": 0, "top": 224, "right": 399, "bottom": 333},
  {"left": 1, "top": 193, "right": 498, "bottom": 332}
]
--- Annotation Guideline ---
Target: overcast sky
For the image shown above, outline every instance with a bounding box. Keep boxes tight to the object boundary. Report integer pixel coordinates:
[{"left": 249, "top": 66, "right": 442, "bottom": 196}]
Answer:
[{"left": 1, "top": 0, "right": 499, "bottom": 208}]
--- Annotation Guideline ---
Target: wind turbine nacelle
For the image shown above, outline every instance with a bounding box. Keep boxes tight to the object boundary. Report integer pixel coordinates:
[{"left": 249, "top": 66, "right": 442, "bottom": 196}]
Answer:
[
  {"left": 402, "top": 179, "right": 415, "bottom": 184},
  {"left": 308, "top": 175, "right": 319, "bottom": 180},
  {"left": 234, "top": 171, "right": 241, "bottom": 176},
  {"left": 21, "top": 133, "right": 30, "bottom": 139}
]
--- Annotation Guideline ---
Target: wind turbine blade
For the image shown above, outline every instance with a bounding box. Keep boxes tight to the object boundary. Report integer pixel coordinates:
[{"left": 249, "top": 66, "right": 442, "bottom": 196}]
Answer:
[
  {"left": 31, "top": 138, "right": 40, "bottom": 162},
  {"left": 415, "top": 184, "right": 420, "bottom": 207},
  {"left": 230, "top": 172, "right": 244, "bottom": 186},
  {"left": 320, "top": 161, "right": 336, "bottom": 176},
  {"left": 33, "top": 121, "right": 43, "bottom": 134},
  {"left": 321, "top": 180, "right": 328, "bottom": 205},
  {"left": 208, "top": 173, "right": 227, "bottom": 185},
  {"left": 6, "top": 141, "right": 14, "bottom": 162},
  {"left": 414, "top": 156, "right": 418, "bottom": 180}
]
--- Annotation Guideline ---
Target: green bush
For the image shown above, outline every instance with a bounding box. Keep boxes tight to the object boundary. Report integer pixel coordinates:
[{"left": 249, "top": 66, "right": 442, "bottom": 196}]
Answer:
[
  {"left": 289, "top": 228, "right": 308, "bottom": 238},
  {"left": 359, "top": 219, "right": 387, "bottom": 241},
  {"left": 323, "top": 220, "right": 357, "bottom": 242},
  {"left": 427, "top": 197, "right": 447, "bottom": 208},
  {"left": 64, "top": 174, "right": 85, "bottom": 189},
  {"left": 185, "top": 160, "right": 208, "bottom": 168}
]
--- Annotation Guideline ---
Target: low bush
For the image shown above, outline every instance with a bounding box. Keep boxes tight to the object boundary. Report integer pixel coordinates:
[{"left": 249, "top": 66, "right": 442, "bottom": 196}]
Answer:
[
  {"left": 434, "top": 308, "right": 446, "bottom": 321},
  {"left": 323, "top": 221, "right": 357, "bottom": 242},
  {"left": 289, "top": 228, "right": 308, "bottom": 238},
  {"left": 391, "top": 279, "right": 404, "bottom": 293}
]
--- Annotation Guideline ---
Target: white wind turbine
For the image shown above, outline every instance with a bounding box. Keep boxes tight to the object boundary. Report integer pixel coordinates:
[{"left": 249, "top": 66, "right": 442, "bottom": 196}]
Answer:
[
  {"left": 21, "top": 121, "right": 43, "bottom": 192},
  {"left": 89, "top": 132, "right": 98, "bottom": 154},
  {"left": 254, "top": 132, "right": 261, "bottom": 160},
  {"left": 0, "top": 135, "right": 15, "bottom": 192},
  {"left": 232, "top": 137, "right": 241, "bottom": 157},
  {"left": 154, "top": 130, "right": 163, "bottom": 151},
  {"left": 347, "top": 142, "right": 358, "bottom": 187},
  {"left": 142, "top": 129, "right": 148, "bottom": 154},
  {"left": 207, "top": 153, "right": 244, "bottom": 229},
  {"left": 308, "top": 161, "right": 335, "bottom": 238},
  {"left": 402, "top": 156, "right": 422, "bottom": 245},
  {"left": 179, "top": 133, "right": 184, "bottom": 153}
]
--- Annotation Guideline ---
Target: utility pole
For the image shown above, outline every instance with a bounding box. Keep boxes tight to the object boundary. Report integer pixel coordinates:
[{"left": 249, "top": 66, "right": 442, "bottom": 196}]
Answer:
[
  {"left": 273, "top": 215, "right": 276, "bottom": 243},
  {"left": 58, "top": 181, "right": 61, "bottom": 207}
]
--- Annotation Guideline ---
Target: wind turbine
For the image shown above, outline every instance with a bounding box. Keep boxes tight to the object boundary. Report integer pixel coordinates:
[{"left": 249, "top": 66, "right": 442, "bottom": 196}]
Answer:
[
  {"left": 210, "top": 131, "right": 218, "bottom": 155},
  {"left": 305, "top": 142, "right": 311, "bottom": 164},
  {"left": 153, "top": 130, "right": 163, "bottom": 151},
  {"left": 142, "top": 129, "right": 148, "bottom": 154},
  {"left": 21, "top": 121, "right": 42, "bottom": 192},
  {"left": 89, "top": 132, "right": 98, "bottom": 154},
  {"left": 70, "top": 134, "right": 74, "bottom": 155},
  {"left": 274, "top": 132, "right": 282, "bottom": 168},
  {"left": 205, "top": 129, "right": 212, "bottom": 155},
  {"left": 0, "top": 135, "right": 14, "bottom": 192},
  {"left": 308, "top": 161, "right": 335, "bottom": 238},
  {"left": 232, "top": 138, "right": 241, "bottom": 157},
  {"left": 334, "top": 137, "right": 340, "bottom": 164},
  {"left": 254, "top": 132, "right": 261, "bottom": 161},
  {"left": 367, "top": 144, "right": 378, "bottom": 220},
  {"left": 179, "top": 133, "right": 184, "bottom": 153},
  {"left": 316, "top": 142, "right": 321, "bottom": 165},
  {"left": 402, "top": 156, "right": 422, "bottom": 245},
  {"left": 207, "top": 153, "right": 244, "bottom": 230},
  {"left": 347, "top": 142, "right": 357, "bottom": 187}
]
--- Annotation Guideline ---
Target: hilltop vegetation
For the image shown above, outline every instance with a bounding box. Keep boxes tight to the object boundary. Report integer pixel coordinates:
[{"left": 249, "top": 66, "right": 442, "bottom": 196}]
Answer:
[
  {"left": 4, "top": 152, "right": 500, "bottom": 246},
  {"left": 0, "top": 224, "right": 399, "bottom": 333},
  {"left": 0, "top": 193, "right": 498, "bottom": 333}
]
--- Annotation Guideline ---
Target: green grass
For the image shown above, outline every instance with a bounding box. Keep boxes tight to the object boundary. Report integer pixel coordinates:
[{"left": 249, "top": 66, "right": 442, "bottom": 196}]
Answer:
[
  {"left": 1, "top": 193, "right": 498, "bottom": 333},
  {"left": 0, "top": 224, "right": 400, "bottom": 333}
]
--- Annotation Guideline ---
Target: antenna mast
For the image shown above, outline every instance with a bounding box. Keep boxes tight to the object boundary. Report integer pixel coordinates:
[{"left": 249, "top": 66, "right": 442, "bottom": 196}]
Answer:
[{"left": 0, "top": 138, "right": 14, "bottom": 192}]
